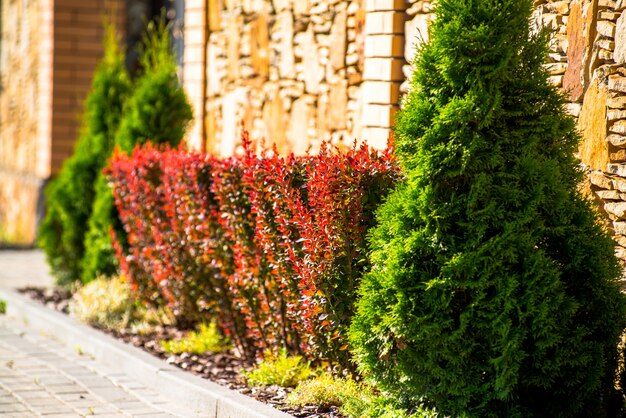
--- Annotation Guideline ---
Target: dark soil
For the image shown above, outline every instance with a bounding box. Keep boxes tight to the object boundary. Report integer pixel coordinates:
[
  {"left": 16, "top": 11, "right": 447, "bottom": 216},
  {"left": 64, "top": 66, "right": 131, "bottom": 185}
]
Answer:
[
  {"left": 19, "top": 286, "right": 72, "bottom": 313},
  {"left": 17, "top": 286, "right": 343, "bottom": 418}
]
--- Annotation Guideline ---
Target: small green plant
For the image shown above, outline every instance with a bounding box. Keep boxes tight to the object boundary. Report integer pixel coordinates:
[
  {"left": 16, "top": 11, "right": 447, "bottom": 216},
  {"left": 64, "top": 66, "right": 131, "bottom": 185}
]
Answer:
[
  {"left": 69, "top": 275, "right": 140, "bottom": 330},
  {"left": 160, "top": 323, "right": 230, "bottom": 354},
  {"left": 288, "top": 374, "right": 436, "bottom": 418},
  {"left": 346, "top": 398, "right": 437, "bottom": 418},
  {"left": 0, "top": 299, "right": 6, "bottom": 314},
  {"left": 244, "top": 350, "right": 315, "bottom": 388},
  {"left": 287, "top": 373, "right": 366, "bottom": 409}
]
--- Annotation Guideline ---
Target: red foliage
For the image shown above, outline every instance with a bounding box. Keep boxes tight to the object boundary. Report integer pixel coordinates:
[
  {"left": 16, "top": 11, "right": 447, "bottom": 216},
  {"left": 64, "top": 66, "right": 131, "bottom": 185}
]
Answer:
[
  {"left": 108, "top": 134, "right": 400, "bottom": 365},
  {"left": 286, "top": 142, "right": 399, "bottom": 365}
]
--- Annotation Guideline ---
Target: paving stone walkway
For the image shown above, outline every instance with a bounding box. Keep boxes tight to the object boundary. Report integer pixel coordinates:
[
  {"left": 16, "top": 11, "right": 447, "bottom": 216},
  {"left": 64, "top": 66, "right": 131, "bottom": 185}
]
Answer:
[
  {"left": 0, "top": 315, "right": 195, "bottom": 418},
  {"left": 0, "top": 250, "right": 197, "bottom": 417},
  {"left": 0, "top": 250, "right": 52, "bottom": 289}
]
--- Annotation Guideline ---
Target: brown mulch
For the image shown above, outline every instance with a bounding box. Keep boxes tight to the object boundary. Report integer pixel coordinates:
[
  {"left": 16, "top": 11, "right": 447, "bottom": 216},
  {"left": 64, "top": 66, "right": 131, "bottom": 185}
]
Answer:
[{"left": 17, "top": 286, "right": 343, "bottom": 418}]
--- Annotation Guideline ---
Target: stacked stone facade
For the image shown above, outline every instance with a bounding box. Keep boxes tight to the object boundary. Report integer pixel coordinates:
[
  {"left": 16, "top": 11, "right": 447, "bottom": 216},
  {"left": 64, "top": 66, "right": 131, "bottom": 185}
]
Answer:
[
  {"left": 531, "top": 0, "right": 626, "bottom": 261},
  {"left": 0, "top": 0, "right": 52, "bottom": 243},
  {"left": 0, "top": 0, "right": 123, "bottom": 244},
  {"left": 5, "top": 0, "right": 626, "bottom": 260},
  {"left": 181, "top": 0, "right": 626, "bottom": 264},
  {"left": 189, "top": 0, "right": 366, "bottom": 155},
  {"left": 181, "top": 0, "right": 434, "bottom": 153}
]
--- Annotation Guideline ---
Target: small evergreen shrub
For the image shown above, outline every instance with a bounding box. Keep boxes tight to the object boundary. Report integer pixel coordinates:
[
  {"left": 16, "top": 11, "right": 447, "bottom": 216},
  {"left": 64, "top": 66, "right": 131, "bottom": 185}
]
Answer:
[
  {"left": 81, "top": 18, "right": 193, "bottom": 283},
  {"left": 81, "top": 175, "right": 120, "bottom": 282},
  {"left": 38, "top": 25, "right": 130, "bottom": 286},
  {"left": 349, "top": 0, "right": 626, "bottom": 416},
  {"left": 244, "top": 350, "right": 315, "bottom": 387},
  {"left": 160, "top": 323, "right": 230, "bottom": 354}
]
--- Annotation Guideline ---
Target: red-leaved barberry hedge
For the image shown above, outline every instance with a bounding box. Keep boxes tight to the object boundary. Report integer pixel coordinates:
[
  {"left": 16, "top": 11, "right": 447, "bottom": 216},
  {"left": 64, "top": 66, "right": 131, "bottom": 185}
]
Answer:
[{"left": 107, "top": 133, "right": 400, "bottom": 366}]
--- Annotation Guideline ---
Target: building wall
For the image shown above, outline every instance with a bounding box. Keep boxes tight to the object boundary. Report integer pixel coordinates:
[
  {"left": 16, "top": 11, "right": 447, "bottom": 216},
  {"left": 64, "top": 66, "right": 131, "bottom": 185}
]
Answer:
[
  {"left": 4, "top": 0, "right": 626, "bottom": 256},
  {"left": 0, "top": 0, "right": 52, "bottom": 243},
  {"left": 0, "top": 0, "right": 123, "bottom": 245},
  {"left": 182, "top": 0, "right": 434, "bottom": 154},
  {"left": 528, "top": 0, "right": 626, "bottom": 261},
  {"left": 51, "top": 0, "right": 125, "bottom": 174},
  {"left": 182, "top": 0, "right": 626, "bottom": 264},
  {"left": 185, "top": 0, "right": 371, "bottom": 156}
]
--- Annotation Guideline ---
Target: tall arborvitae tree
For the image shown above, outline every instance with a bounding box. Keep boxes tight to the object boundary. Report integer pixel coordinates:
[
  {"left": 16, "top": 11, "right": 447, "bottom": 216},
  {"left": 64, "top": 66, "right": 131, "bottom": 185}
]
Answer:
[
  {"left": 81, "top": 18, "right": 193, "bottom": 283},
  {"left": 349, "top": 0, "right": 626, "bottom": 416},
  {"left": 38, "top": 25, "right": 131, "bottom": 286}
]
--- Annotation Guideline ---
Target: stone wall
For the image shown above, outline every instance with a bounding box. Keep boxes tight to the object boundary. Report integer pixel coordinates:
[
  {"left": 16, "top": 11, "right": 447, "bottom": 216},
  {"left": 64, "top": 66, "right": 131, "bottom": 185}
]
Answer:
[
  {"left": 0, "top": 0, "right": 51, "bottom": 243},
  {"left": 4, "top": 0, "right": 626, "bottom": 253},
  {"left": 0, "top": 0, "right": 124, "bottom": 245},
  {"left": 532, "top": 0, "right": 626, "bottom": 261},
  {"left": 183, "top": 0, "right": 435, "bottom": 154},
  {"left": 196, "top": 0, "right": 368, "bottom": 155}
]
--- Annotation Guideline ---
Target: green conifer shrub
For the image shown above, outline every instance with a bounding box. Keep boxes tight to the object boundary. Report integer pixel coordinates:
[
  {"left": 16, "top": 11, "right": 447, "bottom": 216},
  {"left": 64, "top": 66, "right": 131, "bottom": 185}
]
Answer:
[
  {"left": 81, "top": 19, "right": 193, "bottom": 283},
  {"left": 349, "top": 0, "right": 626, "bottom": 416},
  {"left": 38, "top": 26, "right": 130, "bottom": 286},
  {"left": 115, "top": 18, "right": 193, "bottom": 153}
]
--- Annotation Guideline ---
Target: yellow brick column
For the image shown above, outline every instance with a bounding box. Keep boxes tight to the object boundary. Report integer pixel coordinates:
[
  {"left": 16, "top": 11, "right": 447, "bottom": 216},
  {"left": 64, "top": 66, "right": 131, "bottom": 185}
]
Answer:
[
  {"left": 360, "top": 0, "right": 406, "bottom": 150},
  {"left": 183, "top": 0, "right": 208, "bottom": 151}
]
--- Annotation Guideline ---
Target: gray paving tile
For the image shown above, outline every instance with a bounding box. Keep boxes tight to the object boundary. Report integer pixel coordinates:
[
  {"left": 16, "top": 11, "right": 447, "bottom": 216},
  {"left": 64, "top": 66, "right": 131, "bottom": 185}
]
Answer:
[
  {"left": 0, "top": 273, "right": 282, "bottom": 418},
  {"left": 29, "top": 404, "right": 72, "bottom": 414},
  {"left": 0, "top": 319, "right": 184, "bottom": 418},
  {"left": 13, "top": 389, "right": 51, "bottom": 399},
  {"left": 83, "top": 405, "right": 123, "bottom": 414},
  {"left": 0, "top": 403, "right": 29, "bottom": 412},
  {"left": 19, "top": 397, "right": 60, "bottom": 406}
]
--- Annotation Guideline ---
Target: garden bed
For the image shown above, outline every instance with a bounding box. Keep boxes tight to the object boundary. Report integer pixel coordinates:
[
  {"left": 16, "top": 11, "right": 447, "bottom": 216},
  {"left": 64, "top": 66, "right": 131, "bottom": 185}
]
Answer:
[{"left": 18, "top": 286, "right": 343, "bottom": 418}]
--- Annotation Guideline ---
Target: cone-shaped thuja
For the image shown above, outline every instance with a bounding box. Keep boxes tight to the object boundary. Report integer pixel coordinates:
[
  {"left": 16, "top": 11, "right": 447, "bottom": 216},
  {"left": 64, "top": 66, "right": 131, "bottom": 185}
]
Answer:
[
  {"left": 349, "top": 0, "right": 626, "bottom": 416},
  {"left": 38, "top": 24, "right": 131, "bottom": 286},
  {"left": 81, "top": 18, "right": 193, "bottom": 284}
]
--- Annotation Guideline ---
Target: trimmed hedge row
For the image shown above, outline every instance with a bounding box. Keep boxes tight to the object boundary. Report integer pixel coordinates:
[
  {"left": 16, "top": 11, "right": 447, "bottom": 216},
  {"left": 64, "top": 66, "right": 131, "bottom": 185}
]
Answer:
[{"left": 107, "top": 137, "right": 400, "bottom": 365}]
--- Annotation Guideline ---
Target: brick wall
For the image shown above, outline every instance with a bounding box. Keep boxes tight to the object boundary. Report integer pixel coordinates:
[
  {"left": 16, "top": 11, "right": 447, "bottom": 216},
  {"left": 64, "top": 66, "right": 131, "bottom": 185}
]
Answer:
[
  {"left": 184, "top": 0, "right": 208, "bottom": 151},
  {"left": 51, "top": 0, "right": 125, "bottom": 174}
]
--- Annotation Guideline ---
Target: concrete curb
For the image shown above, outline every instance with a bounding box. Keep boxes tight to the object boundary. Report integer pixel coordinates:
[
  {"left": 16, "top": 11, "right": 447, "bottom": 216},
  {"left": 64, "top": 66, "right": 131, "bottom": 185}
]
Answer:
[{"left": 0, "top": 287, "right": 293, "bottom": 418}]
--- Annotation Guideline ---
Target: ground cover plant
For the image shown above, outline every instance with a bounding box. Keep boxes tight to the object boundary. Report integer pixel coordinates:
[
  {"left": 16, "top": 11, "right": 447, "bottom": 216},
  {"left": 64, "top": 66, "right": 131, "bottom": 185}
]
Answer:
[
  {"left": 244, "top": 349, "right": 316, "bottom": 388},
  {"left": 161, "top": 323, "right": 231, "bottom": 354},
  {"left": 38, "top": 25, "right": 130, "bottom": 287},
  {"left": 349, "top": 0, "right": 626, "bottom": 417},
  {"left": 69, "top": 275, "right": 140, "bottom": 331},
  {"left": 81, "top": 19, "right": 193, "bottom": 284},
  {"left": 107, "top": 137, "right": 399, "bottom": 367}
]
